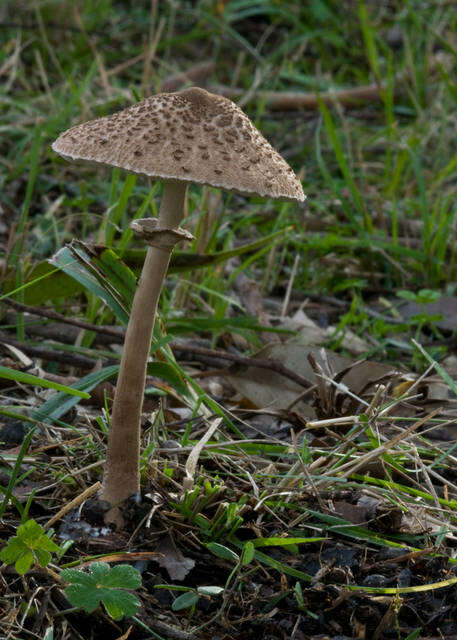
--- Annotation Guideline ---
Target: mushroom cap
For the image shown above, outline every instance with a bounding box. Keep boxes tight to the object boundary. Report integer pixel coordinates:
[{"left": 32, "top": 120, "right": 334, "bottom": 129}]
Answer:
[{"left": 52, "top": 87, "right": 305, "bottom": 202}]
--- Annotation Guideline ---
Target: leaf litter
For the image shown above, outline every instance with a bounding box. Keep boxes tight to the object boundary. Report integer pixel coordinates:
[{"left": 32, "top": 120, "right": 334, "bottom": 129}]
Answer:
[{"left": 3, "top": 297, "right": 457, "bottom": 639}]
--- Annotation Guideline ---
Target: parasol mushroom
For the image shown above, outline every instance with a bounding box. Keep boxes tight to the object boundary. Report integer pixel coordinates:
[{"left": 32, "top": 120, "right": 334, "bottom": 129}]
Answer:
[{"left": 52, "top": 87, "right": 305, "bottom": 527}]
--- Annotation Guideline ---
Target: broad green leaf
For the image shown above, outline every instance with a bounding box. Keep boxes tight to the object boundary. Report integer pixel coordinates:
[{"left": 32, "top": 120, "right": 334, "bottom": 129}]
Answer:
[
  {"left": 172, "top": 591, "right": 199, "bottom": 611},
  {"left": 100, "top": 589, "right": 141, "bottom": 620},
  {"left": 17, "top": 520, "right": 60, "bottom": 554},
  {"left": 100, "top": 564, "right": 142, "bottom": 589},
  {"left": 206, "top": 542, "right": 239, "bottom": 563},
  {"left": 34, "top": 548, "right": 52, "bottom": 567},
  {"left": 1, "top": 518, "right": 60, "bottom": 574},
  {"left": 62, "top": 562, "right": 142, "bottom": 620},
  {"left": 4, "top": 260, "right": 85, "bottom": 305},
  {"left": 0, "top": 366, "right": 89, "bottom": 399},
  {"left": 65, "top": 584, "right": 100, "bottom": 613},
  {"left": 18, "top": 519, "right": 43, "bottom": 542},
  {"left": 89, "top": 561, "right": 111, "bottom": 582},
  {"left": 60, "top": 568, "right": 97, "bottom": 588},
  {"left": 0, "top": 537, "right": 27, "bottom": 563},
  {"left": 15, "top": 550, "right": 34, "bottom": 575},
  {"left": 36, "top": 536, "right": 61, "bottom": 553}
]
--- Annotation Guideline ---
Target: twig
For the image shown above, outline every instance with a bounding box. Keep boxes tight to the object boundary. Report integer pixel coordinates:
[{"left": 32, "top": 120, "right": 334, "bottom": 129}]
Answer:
[
  {"left": 281, "top": 253, "right": 300, "bottom": 318},
  {"left": 0, "top": 331, "right": 107, "bottom": 369},
  {"left": 1, "top": 297, "right": 123, "bottom": 338},
  {"left": 172, "top": 342, "right": 312, "bottom": 389},
  {"left": 2, "top": 301, "right": 313, "bottom": 389},
  {"left": 213, "top": 82, "right": 387, "bottom": 111},
  {"left": 44, "top": 482, "right": 101, "bottom": 530},
  {"left": 161, "top": 61, "right": 215, "bottom": 92},
  {"left": 183, "top": 418, "right": 222, "bottom": 490}
]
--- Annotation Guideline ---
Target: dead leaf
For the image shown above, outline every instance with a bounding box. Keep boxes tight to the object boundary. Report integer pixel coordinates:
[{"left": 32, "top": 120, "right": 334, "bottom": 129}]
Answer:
[
  {"left": 333, "top": 501, "right": 371, "bottom": 525},
  {"left": 280, "top": 309, "right": 370, "bottom": 354},
  {"left": 227, "top": 342, "right": 401, "bottom": 414},
  {"left": 155, "top": 535, "right": 195, "bottom": 580},
  {"left": 115, "top": 626, "right": 132, "bottom": 640}
]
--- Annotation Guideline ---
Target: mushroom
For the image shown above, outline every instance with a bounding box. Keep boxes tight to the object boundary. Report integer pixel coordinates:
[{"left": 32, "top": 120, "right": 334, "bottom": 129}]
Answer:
[{"left": 52, "top": 87, "right": 305, "bottom": 527}]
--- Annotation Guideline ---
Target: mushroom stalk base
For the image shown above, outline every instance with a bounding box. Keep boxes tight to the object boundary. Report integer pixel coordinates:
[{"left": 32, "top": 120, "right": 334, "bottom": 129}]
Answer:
[{"left": 101, "top": 179, "right": 188, "bottom": 527}]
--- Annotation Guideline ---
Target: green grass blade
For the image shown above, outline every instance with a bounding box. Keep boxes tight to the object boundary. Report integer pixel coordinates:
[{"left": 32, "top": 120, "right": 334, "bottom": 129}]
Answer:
[
  {"left": 31, "top": 365, "right": 119, "bottom": 425},
  {"left": 0, "top": 366, "right": 89, "bottom": 398},
  {"left": 0, "top": 427, "right": 35, "bottom": 518}
]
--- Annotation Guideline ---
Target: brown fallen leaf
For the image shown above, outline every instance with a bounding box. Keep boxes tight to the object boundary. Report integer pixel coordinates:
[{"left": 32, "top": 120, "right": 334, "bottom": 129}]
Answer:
[
  {"left": 155, "top": 534, "right": 195, "bottom": 581},
  {"left": 333, "top": 500, "right": 372, "bottom": 525},
  {"left": 227, "top": 342, "right": 402, "bottom": 415}
]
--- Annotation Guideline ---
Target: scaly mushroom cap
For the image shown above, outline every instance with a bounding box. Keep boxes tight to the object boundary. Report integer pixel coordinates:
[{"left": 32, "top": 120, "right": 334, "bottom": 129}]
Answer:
[{"left": 52, "top": 87, "right": 305, "bottom": 202}]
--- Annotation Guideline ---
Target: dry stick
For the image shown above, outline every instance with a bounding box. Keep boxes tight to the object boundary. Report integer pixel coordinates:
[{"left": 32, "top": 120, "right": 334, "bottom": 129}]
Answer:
[
  {"left": 363, "top": 547, "right": 434, "bottom": 572},
  {"left": 0, "top": 330, "right": 104, "bottom": 369},
  {"left": 183, "top": 418, "right": 222, "bottom": 490},
  {"left": 43, "top": 481, "right": 101, "bottom": 530},
  {"left": 1, "top": 297, "right": 123, "bottom": 338},
  {"left": 1, "top": 299, "right": 313, "bottom": 390},
  {"left": 214, "top": 82, "right": 387, "bottom": 111},
  {"left": 280, "top": 252, "right": 300, "bottom": 318},
  {"left": 161, "top": 61, "right": 216, "bottom": 92},
  {"left": 1, "top": 298, "right": 124, "bottom": 340},
  {"left": 172, "top": 343, "right": 312, "bottom": 389}
]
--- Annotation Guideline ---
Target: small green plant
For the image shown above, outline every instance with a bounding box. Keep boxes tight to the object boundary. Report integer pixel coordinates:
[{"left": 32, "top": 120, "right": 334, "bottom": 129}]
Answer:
[
  {"left": 397, "top": 289, "right": 445, "bottom": 367},
  {"left": 397, "top": 289, "right": 441, "bottom": 305},
  {"left": 0, "top": 519, "right": 64, "bottom": 574},
  {"left": 293, "top": 581, "right": 319, "bottom": 619},
  {"left": 172, "top": 480, "right": 247, "bottom": 540},
  {"left": 60, "top": 562, "right": 142, "bottom": 620},
  {"left": 396, "top": 289, "right": 443, "bottom": 334},
  {"left": 155, "top": 541, "right": 253, "bottom": 622},
  {"left": 168, "top": 585, "right": 224, "bottom": 612}
]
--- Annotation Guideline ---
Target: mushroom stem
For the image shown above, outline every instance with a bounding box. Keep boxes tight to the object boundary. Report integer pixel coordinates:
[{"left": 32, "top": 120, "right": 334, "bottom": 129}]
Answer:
[{"left": 101, "top": 179, "right": 188, "bottom": 525}]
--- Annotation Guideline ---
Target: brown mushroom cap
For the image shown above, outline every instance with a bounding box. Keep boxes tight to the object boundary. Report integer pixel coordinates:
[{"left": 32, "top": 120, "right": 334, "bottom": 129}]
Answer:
[{"left": 52, "top": 87, "right": 305, "bottom": 202}]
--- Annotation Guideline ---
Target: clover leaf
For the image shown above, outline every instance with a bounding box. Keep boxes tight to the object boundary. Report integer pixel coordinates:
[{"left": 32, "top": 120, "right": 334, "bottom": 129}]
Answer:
[
  {"left": 60, "top": 562, "right": 142, "bottom": 620},
  {"left": 0, "top": 519, "right": 61, "bottom": 574}
]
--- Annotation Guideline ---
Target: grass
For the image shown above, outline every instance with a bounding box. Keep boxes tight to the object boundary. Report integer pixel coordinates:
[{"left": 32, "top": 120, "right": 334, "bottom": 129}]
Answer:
[{"left": 2, "top": 1, "right": 457, "bottom": 638}]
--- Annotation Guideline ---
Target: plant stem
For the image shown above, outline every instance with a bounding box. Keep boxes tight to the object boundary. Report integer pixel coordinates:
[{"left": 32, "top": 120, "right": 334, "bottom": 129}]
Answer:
[{"left": 101, "top": 179, "right": 188, "bottom": 526}]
